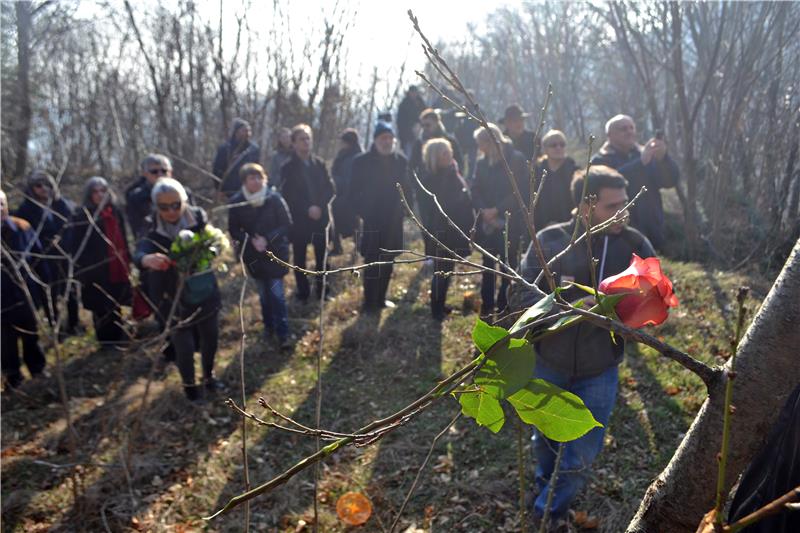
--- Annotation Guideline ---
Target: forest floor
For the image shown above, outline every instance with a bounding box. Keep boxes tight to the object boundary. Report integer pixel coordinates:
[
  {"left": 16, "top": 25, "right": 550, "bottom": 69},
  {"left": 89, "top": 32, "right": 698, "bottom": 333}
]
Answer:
[{"left": 1, "top": 219, "right": 772, "bottom": 533}]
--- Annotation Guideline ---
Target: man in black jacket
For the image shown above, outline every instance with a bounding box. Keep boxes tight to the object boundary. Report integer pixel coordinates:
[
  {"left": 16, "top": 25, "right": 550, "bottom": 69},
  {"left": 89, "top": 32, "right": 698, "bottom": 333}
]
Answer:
[
  {"left": 396, "top": 85, "right": 426, "bottom": 156},
  {"left": 213, "top": 118, "right": 260, "bottom": 198},
  {"left": 280, "top": 124, "right": 335, "bottom": 302},
  {"left": 502, "top": 104, "right": 537, "bottom": 163},
  {"left": 125, "top": 154, "right": 173, "bottom": 240},
  {"left": 509, "top": 165, "right": 655, "bottom": 525},
  {"left": 591, "top": 114, "right": 679, "bottom": 249},
  {"left": 349, "top": 121, "right": 410, "bottom": 312}
]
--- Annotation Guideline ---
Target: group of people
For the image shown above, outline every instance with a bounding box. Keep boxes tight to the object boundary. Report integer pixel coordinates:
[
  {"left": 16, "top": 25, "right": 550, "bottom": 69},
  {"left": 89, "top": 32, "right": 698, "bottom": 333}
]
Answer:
[{"left": 2, "top": 91, "right": 679, "bottom": 523}]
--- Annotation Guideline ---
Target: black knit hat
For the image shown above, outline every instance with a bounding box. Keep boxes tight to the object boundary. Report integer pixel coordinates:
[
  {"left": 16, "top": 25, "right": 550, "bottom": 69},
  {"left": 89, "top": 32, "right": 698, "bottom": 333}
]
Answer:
[
  {"left": 373, "top": 121, "right": 394, "bottom": 139},
  {"left": 340, "top": 128, "right": 360, "bottom": 146}
]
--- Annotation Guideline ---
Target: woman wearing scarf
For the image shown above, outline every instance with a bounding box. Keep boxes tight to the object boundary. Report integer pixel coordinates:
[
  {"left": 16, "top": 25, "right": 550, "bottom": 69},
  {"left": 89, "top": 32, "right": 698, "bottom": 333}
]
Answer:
[
  {"left": 228, "top": 163, "right": 292, "bottom": 348},
  {"left": 66, "top": 177, "right": 132, "bottom": 344},
  {"left": 15, "top": 170, "right": 81, "bottom": 335},
  {"left": 135, "top": 178, "right": 221, "bottom": 402}
]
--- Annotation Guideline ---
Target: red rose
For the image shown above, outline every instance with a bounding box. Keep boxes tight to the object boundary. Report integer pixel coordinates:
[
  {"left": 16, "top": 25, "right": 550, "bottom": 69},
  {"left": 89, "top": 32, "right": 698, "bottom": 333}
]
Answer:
[{"left": 599, "top": 254, "right": 679, "bottom": 328}]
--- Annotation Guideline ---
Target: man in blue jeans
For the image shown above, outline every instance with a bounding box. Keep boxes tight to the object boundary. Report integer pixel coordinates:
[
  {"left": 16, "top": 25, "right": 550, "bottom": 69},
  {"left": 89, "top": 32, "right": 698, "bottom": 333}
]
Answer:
[{"left": 509, "top": 165, "right": 656, "bottom": 527}]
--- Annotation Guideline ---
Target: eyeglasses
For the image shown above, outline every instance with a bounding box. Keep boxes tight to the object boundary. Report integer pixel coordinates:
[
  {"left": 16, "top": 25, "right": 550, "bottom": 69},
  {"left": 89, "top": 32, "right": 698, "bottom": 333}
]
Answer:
[
  {"left": 546, "top": 142, "right": 566, "bottom": 148},
  {"left": 157, "top": 202, "right": 182, "bottom": 212},
  {"left": 147, "top": 167, "right": 168, "bottom": 175}
]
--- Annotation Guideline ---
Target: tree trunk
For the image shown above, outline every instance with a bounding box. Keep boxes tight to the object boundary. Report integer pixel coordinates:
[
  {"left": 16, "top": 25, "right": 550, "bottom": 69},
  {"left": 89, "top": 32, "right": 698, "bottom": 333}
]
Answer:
[
  {"left": 14, "top": 1, "right": 33, "bottom": 178},
  {"left": 627, "top": 237, "right": 800, "bottom": 532}
]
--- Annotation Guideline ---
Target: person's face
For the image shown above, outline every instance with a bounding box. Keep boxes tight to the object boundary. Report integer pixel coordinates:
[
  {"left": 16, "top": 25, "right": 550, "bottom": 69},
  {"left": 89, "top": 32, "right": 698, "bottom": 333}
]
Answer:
[
  {"left": 90, "top": 185, "right": 109, "bottom": 207},
  {"left": 244, "top": 173, "right": 265, "bottom": 194},
  {"left": 0, "top": 193, "right": 8, "bottom": 221},
  {"left": 506, "top": 116, "right": 524, "bottom": 136},
  {"left": 32, "top": 182, "right": 52, "bottom": 201},
  {"left": 235, "top": 126, "right": 252, "bottom": 143},
  {"left": 293, "top": 131, "right": 312, "bottom": 157},
  {"left": 421, "top": 117, "right": 438, "bottom": 135},
  {"left": 543, "top": 137, "right": 566, "bottom": 162},
  {"left": 338, "top": 139, "right": 351, "bottom": 152},
  {"left": 608, "top": 118, "right": 637, "bottom": 153},
  {"left": 585, "top": 186, "right": 629, "bottom": 234},
  {"left": 279, "top": 131, "right": 292, "bottom": 149},
  {"left": 144, "top": 163, "right": 171, "bottom": 185},
  {"left": 477, "top": 136, "right": 497, "bottom": 159},
  {"left": 436, "top": 147, "right": 453, "bottom": 169},
  {"left": 155, "top": 191, "right": 183, "bottom": 224},
  {"left": 374, "top": 132, "right": 395, "bottom": 155}
]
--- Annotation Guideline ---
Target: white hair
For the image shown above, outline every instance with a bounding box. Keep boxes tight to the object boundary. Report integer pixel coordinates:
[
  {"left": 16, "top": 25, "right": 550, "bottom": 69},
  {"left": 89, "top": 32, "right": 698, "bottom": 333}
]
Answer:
[
  {"left": 605, "top": 114, "right": 634, "bottom": 135},
  {"left": 151, "top": 177, "right": 188, "bottom": 204},
  {"left": 140, "top": 153, "right": 172, "bottom": 173}
]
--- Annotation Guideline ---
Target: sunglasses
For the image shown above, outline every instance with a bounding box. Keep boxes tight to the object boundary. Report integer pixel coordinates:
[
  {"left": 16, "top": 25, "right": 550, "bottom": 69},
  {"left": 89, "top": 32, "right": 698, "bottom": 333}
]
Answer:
[
  {"left": 546, "top": 142, "right": 566, "bottom": 148},
  {"left": 157, "top": 201, "right": 182, "bottom": 212},
  {"left": 147, "top": 168, "right": 168, "bottom": 175}
]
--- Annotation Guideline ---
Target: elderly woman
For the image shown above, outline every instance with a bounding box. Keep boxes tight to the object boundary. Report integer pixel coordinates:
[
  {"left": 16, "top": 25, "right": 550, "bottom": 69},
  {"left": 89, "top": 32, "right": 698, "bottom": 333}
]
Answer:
[
  {"left": 228, "top": 163, "right": 292, "bottom": 348},
  {"left": 533, "top": 130, "right": 577, "bottom": 229},
  {"left": 420, "top": 138, "right": 474, "bottom": 320},
  {"left": 471, "top": 123, "right": 530, "bottom": 316},
  {"left": 66, "top": 177, "right": 132, "bottom": 344},
  {"left": 15, "top": 170, "right": 81, "bottom": 334},
  {"left": 135, "top": 178, "right": 221, "bottom": 402}
]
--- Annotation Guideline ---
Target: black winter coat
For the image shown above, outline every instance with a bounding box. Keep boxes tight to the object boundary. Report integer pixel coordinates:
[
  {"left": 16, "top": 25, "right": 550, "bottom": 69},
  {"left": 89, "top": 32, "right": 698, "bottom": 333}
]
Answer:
[
  {"left": 134, "top": 206, "right": 220, "bottom": 323},
  {"left": 510, "top": 220, "right": 655, "bottom": 379},
  {"left": 1, "top": 217, "right": 52, "bottom": 315},
  {"left": 471, "top": 144, "right": 531, "bottom": 247},
  {"left": 419, "top": 164, "right": 474, "bottom": 257},
  {"left": 397, "top": 94, "right": 426, "bottom": 145},
  {"left": 506, "top": 129, "right": 537, "bottom": 162},
  {"left": 331, "top": 145, "right": 362, "bottom": 238},
  {"left": 213, "top": 140, "right": 260, "bottom": 194},
  {"left": 65, "top": 204, "right": 132, "bottom": 312},
  {"left": 279, "top": 154, "right": 335, "bottom": 241},
  {"left": 533, "top": 157, "right": 577, "bottom": 230},
  {"left": 349, "top": 147, "right": 409, "bottom": 258},
  {"left": 228, "top": 189, "right": 292, "bottom": 279},
  {"left": 591, "top": 143, "right": 679, "bottom": 248},
  {"left": 14, "top": 196, "right": 75, "bottom": 277}
]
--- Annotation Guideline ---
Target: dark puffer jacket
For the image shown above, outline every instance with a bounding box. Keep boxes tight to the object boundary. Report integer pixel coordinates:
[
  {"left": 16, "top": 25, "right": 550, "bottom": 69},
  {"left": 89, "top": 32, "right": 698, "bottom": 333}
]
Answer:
[
  {"left": 418, "top": 163, "right": 474, "bottom": 257},
  {"left": 509, "top": 220, "right": 655, "bottom": 379},
  {"left": 228, "top": 189, "right": 292, "bottom": 279}
]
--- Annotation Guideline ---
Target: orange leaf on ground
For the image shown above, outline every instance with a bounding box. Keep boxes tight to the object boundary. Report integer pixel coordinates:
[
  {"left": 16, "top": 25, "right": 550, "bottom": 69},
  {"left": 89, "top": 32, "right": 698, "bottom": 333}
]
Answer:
[{"left": 336, "top": 492, "right": 372, "bottom": 526}]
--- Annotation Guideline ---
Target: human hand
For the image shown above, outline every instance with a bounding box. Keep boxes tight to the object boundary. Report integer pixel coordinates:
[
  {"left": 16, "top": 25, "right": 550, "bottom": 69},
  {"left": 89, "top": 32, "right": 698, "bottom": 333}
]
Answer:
[
  {"left": 641, "top": 138, "right": 667, "bottom": 165},
  {"left": 308, "top": 205, "right": 322, "bottom": 221},
  {"left": 142, "top": 253, "right": 172, "bottom": 271}
]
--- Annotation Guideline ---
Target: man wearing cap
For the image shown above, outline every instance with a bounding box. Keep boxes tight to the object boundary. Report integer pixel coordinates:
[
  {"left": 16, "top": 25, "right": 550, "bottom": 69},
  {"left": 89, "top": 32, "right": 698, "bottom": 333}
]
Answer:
[
  {"left": 213, "top": 118, "right": 261, "bottom": 198},
  {"left": 591, "top": 114, "right": 679, "bottom": 249},
  {"left": 503, "top": 104, "right": 537, "bottom": 162},
  {"left": 397, "top": 85, "right": 427, "bottom": 156},
  {"left": 348, "top": 121, "right": 410, "bottom": 312}
]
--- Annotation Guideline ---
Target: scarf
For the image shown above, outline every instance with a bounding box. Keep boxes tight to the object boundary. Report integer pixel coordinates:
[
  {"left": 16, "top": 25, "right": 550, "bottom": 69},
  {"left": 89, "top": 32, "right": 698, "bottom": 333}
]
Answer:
[
  {"left": 98, "top": 206, "right": 130, "bottom": 284},
  {"left": 241, "top": 185, "right": 267, "bottom": 207},
  {"left": 155, "top": 208, "right": 198, "bottom": 240}
]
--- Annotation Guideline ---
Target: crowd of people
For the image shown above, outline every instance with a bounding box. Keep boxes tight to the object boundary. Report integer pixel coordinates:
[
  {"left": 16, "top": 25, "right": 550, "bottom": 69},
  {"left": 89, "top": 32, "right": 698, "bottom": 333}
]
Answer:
[{"left": 2, "top": 86, "right": 680, "bottom": 526}]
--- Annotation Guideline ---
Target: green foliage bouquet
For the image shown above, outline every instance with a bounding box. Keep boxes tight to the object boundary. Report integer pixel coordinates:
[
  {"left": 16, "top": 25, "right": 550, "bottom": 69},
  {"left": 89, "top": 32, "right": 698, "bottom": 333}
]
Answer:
[{"left": 169, "top": 225, "right": 230, "bottom": 275}]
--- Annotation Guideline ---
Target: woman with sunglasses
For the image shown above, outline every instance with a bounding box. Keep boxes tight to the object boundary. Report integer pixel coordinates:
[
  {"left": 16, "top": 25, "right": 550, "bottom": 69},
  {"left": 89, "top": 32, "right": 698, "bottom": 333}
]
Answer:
[
  {"left": 15, "top": 170, "right": 82, "bottom": 335},
  {"left": 533, "top": 130, "right": 578, "bottom": 230},
  {"left": 65, "top": 177, "right": 132, "bottom": 345},
  {"left": 135, "top": 178, "right": 221, "bottom": 403}
]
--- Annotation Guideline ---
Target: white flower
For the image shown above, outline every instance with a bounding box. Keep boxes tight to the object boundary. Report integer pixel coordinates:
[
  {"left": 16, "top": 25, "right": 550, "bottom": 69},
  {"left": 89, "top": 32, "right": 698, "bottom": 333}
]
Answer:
[{"left": 178, "top": 229, "right": 195, "bottom": 242}]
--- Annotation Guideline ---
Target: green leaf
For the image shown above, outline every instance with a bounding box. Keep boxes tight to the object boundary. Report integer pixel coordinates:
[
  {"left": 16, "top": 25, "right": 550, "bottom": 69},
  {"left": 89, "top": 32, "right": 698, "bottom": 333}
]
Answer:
[
  {"left": 508, "top": 379, "right": 602, "bottom": 442},
  {"left": 475, "top": 338, "right": 536, "bottom": 399},
  {"left": 472, "top": 318, "right": 509, "bottom": 354},
  {"left": 459, "top": 391, "right": 505, "bottom": 433},
  {"left": 510, "top": 292, "right": 555, "bottom": 334}
]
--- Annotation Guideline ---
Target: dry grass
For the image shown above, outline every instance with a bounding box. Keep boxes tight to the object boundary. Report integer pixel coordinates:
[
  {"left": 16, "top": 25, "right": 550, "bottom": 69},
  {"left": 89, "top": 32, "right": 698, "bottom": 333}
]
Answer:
[{"left": 1, "top": 221, "right": 771, "bottom": 532}]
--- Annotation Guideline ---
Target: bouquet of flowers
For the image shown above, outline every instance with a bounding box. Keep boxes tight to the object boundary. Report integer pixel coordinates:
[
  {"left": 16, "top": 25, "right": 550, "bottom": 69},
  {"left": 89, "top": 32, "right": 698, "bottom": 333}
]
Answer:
[{"left": 169, "top": 225, "right": 230, "bottom": 274}]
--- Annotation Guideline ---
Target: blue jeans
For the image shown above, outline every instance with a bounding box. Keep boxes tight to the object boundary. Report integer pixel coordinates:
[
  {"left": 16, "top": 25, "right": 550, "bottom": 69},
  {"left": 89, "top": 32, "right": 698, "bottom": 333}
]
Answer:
[
  {"left": 531, "top": 363, "right": 619, "bottom": 520},
  {"left": 255, "top": 278, "right": 289, "bottom": 339}
]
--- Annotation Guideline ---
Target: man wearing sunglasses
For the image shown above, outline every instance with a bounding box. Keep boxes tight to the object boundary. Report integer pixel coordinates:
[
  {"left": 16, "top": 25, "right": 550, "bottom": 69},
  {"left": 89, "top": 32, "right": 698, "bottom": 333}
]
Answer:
[{"left": 125, "top": 154, "right": 174, "bottom": 239}]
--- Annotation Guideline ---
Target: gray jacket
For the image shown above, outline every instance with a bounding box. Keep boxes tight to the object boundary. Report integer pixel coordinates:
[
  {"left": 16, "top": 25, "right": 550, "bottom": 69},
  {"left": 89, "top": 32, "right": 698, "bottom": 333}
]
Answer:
[{"left": 509, "top": 220, "right": 655, "bottom": 379}]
